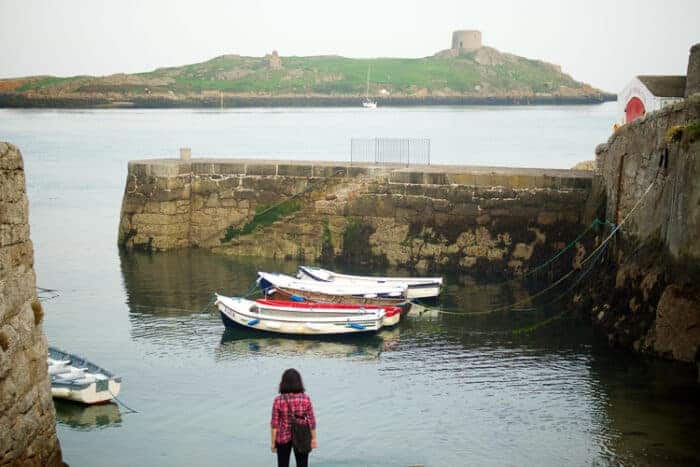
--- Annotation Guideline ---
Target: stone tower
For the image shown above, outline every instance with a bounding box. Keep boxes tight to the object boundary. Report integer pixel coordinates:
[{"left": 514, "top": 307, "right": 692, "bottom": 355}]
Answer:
[
  {"left": 451, "top": 30, "right": 482, "bottom": 52},
  {"left": 686, "top": 43, "right": 700, "bottom": 97}
]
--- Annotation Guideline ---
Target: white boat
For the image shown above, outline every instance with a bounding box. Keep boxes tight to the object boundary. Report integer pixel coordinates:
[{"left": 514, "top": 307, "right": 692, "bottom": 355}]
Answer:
[
  {"left": 48, "top": 347, "right": 121, "bottom": 405},
  {"left": 257, "top": 271, "right": 408, "bottom": 305},
  {"left": 297, "top": 266, "right": 443, "bottom": 299},
  {"left": 215, "top": 295, "right": 397, "bottom": 335},
  {"left": 362, "top": 66, "right": 377, "bottom": 108}
]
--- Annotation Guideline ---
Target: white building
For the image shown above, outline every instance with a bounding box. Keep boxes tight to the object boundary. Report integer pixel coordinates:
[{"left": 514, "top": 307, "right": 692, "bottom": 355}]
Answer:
[{"left": 618, "top": 76, "right": 686, "bottom": 124}]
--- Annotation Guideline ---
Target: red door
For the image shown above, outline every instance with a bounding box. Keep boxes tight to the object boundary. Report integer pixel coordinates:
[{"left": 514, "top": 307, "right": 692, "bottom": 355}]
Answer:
[{"left": 625, "top": 97, "right": 645, "bottom": 123}]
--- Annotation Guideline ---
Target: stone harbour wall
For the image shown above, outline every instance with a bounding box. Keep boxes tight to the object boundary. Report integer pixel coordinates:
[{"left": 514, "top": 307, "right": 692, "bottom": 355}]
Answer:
[
  {"left": 0, "top": 143, "right": 63, "bottom": 466},
  {"left": 574, "top": 95, "right": 700, "bottom": 366},
  {"left": 119, "top": 158, "right": 594, "bottom": 276}
]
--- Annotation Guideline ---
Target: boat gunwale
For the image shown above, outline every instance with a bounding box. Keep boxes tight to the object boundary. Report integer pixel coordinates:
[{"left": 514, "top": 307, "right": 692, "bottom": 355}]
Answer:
[{"left": 298, "top": 266, "right": 443, "bottom": 287}]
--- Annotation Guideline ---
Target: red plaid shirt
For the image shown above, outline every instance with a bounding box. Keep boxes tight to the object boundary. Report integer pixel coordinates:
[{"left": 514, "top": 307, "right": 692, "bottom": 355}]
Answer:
[{"left": 271, "top": 392, "right": 316, "bottom": 444}]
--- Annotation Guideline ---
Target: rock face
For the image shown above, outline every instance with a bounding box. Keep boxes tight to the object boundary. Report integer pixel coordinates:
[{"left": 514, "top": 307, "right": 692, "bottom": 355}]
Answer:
[
  {"left": 575, "top": 95, "right": 700, "bottom": 365},
  {"left": 119, "top": 159, "right": 593, "bottom": 277},
  {"left": 685, "top": 43, "right": 700, "bottom": 97},
  {"left": 0, "top": 142, "right": 63, "bottom": 466}
]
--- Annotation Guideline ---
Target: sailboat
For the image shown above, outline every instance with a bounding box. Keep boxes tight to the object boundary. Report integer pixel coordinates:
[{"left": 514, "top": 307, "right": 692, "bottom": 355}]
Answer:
[{"left": 362, "top": 65, "right": 377, "bottom": 108}]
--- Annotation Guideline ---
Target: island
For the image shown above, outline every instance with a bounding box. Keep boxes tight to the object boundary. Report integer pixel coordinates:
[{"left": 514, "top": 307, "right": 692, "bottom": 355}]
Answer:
[{"left": 0, "top": 30, "right": 614, "bottom": 108}]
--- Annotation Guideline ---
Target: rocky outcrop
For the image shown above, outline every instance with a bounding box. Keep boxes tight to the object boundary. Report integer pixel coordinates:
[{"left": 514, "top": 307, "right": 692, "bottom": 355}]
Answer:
[
  {"left": 573, "top": 95, "right": 700, "bottom": 367},
  {"left": 119, "top": 159, "right": 593, "bottom": 277},
  {"left": 0, "top": 143, "right": 63, "bottom": 466}
]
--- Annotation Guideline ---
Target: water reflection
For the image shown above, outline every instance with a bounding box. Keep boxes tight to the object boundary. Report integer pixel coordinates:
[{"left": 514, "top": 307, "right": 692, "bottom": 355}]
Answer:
[
  {"left": 119, "top": 249, "right": 298, "bottom": 347},
  {"left": 587, "top": 352, "right": 700, "bottom": 466},
  {"left": 116, "top": 248, "right": 700, "bottom": 465},
  {"left": 54, "top": 399, "right": 122, "bottom": 431},
  {"left": 215, "top": 327, "right": 401, "bottom": 361}
]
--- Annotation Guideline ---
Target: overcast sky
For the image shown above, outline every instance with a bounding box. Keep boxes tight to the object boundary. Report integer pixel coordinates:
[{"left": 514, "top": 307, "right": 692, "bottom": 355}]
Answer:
[{"left": 1, "top": 0, "right": 698, "bottom": 92}]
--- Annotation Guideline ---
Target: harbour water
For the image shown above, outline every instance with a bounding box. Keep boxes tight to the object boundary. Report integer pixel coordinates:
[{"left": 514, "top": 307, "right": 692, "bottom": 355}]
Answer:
[{"left": 2, "top": 104, "right": 700, "bottom": 466}]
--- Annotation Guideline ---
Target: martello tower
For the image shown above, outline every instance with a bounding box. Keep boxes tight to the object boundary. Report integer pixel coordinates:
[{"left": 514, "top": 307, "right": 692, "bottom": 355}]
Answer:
[{"left": 451, "top": 30, "right": 482, "bottom": 52}]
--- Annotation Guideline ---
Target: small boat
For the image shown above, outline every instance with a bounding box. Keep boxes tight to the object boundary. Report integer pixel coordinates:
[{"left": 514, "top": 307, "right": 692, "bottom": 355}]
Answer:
[
  {"left": 48, "top": 347, "right": 121, "bottom": 405},
  {"left": 297, "top": 266, "right": 443, "bottom": 299},
  {"left": 257, "top": 272, "right": 408, "bottom": 306},
  {"left": 215, "top": 295, "right": 400, "bottom": 335}
]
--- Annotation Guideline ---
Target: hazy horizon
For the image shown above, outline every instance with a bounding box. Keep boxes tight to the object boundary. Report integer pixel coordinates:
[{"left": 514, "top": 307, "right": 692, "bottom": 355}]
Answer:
[{"left": 1, "top": 0, "right": 699, "bottom": 93}]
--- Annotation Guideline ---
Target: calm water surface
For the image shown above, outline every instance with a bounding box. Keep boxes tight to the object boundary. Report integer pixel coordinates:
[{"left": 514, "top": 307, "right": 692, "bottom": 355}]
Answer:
[{"left": 1, "top": 105, "right": 699, "bottom": 466}]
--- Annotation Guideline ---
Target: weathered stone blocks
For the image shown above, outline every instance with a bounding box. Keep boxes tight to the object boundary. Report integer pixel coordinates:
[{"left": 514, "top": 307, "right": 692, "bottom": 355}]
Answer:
[
  {"left": 0, "top": 142, "right": 62, "bottom": 466},
  {"left": 119, "top": 158, "right": 593, "bottom": 276}
]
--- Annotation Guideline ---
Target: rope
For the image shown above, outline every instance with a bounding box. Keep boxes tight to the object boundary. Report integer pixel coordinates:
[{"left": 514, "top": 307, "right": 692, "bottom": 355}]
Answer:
[
  {"left": 108, "top": 388, "right": 139, "bottom": 414},
  {"left": 241, "top": 281, "right": 261, "bottom": 299},
  {"left": 488, "top": 218, "right": 611, "bottom": 287},
  {"left": 128, "top": 281, "right": 258, "bottom": 316},
  {"left": 510, "top": 243, "right": 609, "bottom": 335},
  {"left": 411, "top": 178, "right": 658, "bottom": 318}
]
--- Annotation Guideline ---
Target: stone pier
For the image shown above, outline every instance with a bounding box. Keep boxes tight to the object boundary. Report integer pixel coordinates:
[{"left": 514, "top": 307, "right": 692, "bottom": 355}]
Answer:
[{"left": 119, "top": 157, "right": 594, "bottom": 276}]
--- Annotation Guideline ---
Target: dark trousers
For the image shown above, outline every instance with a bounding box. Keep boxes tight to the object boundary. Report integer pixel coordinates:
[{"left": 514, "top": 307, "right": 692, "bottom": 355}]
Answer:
[{"left": 276, "top": 441, "right": 308, "bottom": 467}]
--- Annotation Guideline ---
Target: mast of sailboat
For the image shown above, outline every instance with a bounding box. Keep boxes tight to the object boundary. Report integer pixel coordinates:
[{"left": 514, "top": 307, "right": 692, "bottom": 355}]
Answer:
[{"left": 365, "top": 65, "right": 371, "bottom": 100}]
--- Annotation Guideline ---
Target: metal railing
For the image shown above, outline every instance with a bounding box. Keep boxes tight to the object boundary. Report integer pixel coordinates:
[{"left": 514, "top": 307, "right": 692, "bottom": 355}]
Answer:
[{"left": 350, "top": 138, "right": 430, "bottom": 166}]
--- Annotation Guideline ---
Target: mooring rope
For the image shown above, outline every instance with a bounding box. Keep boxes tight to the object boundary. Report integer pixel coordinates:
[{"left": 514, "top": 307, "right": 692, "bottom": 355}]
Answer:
[
  {"left": 108, "top": 388, "right": 139, "bottom": 414},
  {"left": 510, "top": 243, "right": 610, "bottom": 335},
  {"left": 411, "top": 178, "right": 657, "bottom": 317},
  {"left": 489, "top": 218, "right": 612, "bottom": 287}
]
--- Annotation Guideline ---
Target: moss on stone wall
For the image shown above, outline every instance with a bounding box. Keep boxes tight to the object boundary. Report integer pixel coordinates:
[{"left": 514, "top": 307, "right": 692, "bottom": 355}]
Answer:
[
  {"left": 221, "top": 199, "right": 301, "bottom": 242},
  {"left": 319, "top": 219, "right": 335, "bottom": 263},
  {"left": 665, "top": 120, "right": 700, "bottom": 148}
]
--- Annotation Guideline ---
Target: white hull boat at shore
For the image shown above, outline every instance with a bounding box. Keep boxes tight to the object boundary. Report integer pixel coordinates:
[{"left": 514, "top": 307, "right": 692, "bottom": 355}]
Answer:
[
  {"left": 297, "top": 266, "right": 443, "bottom": 299},
  {"left": 215, "top": 295, "right": 401, "bottom": 335},
  {"left": 48, "top": 347, "right": 121, "bottom": 405}
]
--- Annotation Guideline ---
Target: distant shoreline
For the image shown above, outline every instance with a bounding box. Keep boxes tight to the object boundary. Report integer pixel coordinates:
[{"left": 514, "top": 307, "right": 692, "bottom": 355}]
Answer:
[{"left": 0, "top": 93, "right": 616, "bottom": 109}]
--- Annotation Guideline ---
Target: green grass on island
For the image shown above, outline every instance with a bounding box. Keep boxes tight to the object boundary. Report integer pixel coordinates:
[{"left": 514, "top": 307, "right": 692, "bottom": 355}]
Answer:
[{"left": 4, "top": 47, "right": 611, "bottom": 102}]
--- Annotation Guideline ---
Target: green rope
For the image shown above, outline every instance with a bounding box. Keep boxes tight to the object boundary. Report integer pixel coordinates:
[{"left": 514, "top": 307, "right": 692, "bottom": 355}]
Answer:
[
  {"left": 515, "top": 218, "right": 610, "bottom": 281},
  {"left": 480, "top": 217, "right": 612, "bottom": 287},
  {"left": 410, "top": 178, "right": 658, "bottom": 319}
]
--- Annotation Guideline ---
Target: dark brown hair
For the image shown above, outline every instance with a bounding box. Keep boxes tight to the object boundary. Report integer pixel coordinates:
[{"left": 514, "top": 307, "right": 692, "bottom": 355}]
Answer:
[{"left": 279, "top": 368, "right": 305, "bottom": 394}]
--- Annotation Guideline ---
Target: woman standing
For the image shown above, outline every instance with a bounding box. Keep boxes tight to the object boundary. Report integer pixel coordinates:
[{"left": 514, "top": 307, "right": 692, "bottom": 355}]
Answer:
[{"left": 271, "top": 369, "right": 317, "bottom": 467}]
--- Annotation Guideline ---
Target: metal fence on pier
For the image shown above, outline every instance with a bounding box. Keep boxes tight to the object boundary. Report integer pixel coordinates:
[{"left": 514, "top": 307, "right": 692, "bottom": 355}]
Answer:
[{"left": 350, "top": 138, "right": 431, "bottom": 166}]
